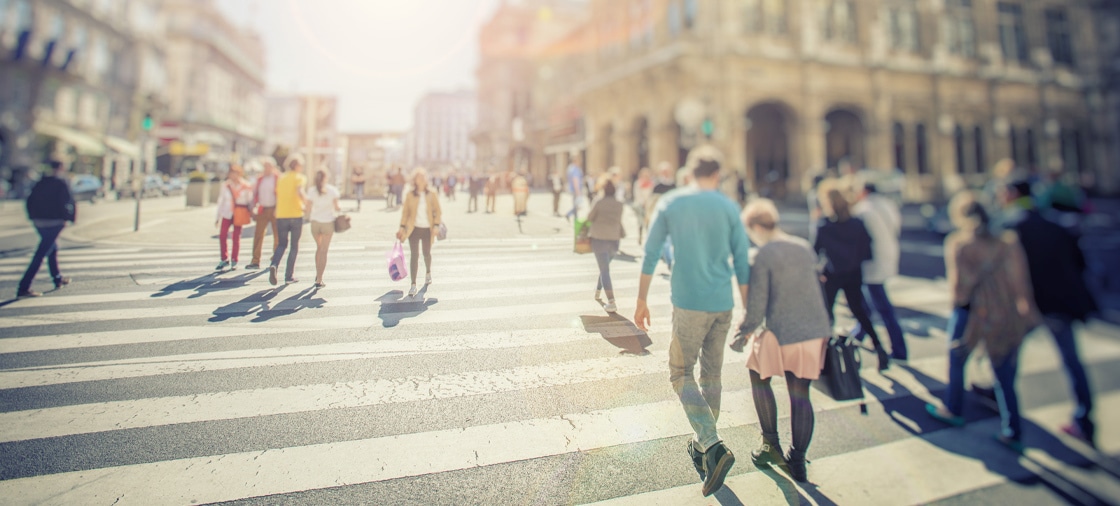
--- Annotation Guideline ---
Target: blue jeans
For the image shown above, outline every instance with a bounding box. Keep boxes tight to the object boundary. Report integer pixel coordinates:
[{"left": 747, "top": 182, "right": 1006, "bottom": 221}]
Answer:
[
  {"left": 944, "top": 307, "right": 1023, "bottom": 440},
  {"left": 1045, "top": 314, "right": 1094, "bottom": 438},
  {"left": 591, "top": 238, "right": 618, "bottom": 298},
  {"left": 851, "top": 284, "right": 908, "bottom": 360},
  {"left": 270, "top": 218, "right": 303, "bottom": 280},
  {"left": 19, "top": 225, "right": 65, "bottom": 293}
]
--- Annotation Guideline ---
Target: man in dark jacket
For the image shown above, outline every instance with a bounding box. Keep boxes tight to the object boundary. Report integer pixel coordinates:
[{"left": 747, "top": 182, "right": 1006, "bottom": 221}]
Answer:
[
  {"left": 1003, "top": 179, "right": 1099, "bottom": 446},
  {"left": 18, "top": 160, "right": 75, "bottom": 298}
]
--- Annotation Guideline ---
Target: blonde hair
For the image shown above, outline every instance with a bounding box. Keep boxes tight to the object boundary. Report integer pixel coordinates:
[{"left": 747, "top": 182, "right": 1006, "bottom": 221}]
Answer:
[{"left": 742, "top": 198, "right": 781, "bottom": 231}]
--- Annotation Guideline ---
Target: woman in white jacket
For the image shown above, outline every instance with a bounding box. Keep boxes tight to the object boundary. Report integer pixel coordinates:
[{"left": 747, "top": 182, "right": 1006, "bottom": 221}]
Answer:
[
  {"left": 851, "top": 182, "right": 908, "bottom": 361},
  {"left": 215, "top": 166, "right": 252, "bottom": 271}
]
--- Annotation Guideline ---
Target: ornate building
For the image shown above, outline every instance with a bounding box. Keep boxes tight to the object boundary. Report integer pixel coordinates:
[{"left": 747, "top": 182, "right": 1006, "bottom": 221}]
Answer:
[{"left": 536, "top": 0, "right": 1119, "bottom": 200}]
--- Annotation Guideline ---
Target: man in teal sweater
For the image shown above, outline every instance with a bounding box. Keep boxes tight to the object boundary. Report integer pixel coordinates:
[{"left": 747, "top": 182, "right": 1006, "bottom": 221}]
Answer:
[{"left": 634, "top": 149, "right": 751, "bottom": 497}]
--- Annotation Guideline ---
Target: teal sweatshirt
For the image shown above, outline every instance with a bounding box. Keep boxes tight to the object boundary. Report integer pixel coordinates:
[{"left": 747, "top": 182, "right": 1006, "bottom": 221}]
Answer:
[{"left": 642, "top": 187, "right": 751, "bottom": 312}]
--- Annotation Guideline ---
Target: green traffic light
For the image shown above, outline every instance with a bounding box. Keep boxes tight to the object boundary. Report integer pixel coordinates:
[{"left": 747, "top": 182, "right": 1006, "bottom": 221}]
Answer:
[
  {"left": 702, "top": 119, "right": 713, "bottom": 137},
  {"left": 142, "top": 116, "right": 153, "bottom": 131}
]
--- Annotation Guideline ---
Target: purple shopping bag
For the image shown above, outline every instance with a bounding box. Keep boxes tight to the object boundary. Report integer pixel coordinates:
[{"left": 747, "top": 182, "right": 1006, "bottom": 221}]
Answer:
[{"left": 388, "top": 241, "right": 408, "bottom": 282}]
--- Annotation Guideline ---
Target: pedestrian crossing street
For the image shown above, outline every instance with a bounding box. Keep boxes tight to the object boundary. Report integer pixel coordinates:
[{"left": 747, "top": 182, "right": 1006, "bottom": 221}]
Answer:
[{"left": 1, "top": 238, "right": 1119, "bottom": 505}]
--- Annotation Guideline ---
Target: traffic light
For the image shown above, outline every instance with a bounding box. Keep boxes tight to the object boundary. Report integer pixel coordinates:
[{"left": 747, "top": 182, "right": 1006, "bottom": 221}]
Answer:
[
  {"left": 142, "top": 114, "right": 153, "bottom": 132},
  {"left": 701, "top": 118, "right": 714, "bottom": 138}
]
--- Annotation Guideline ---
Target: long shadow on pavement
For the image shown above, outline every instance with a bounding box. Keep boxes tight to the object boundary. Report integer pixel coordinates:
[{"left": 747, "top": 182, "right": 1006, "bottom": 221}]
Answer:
[
  {"left": 152, "top": 270, "right": 267, "bottom": 299},
  {"left": 864, "top": 365, "right": 1112, "bottom": 505},
  {"left": 579, "top": 313, "right": 652, "bottom": 355},
  {"left": 208, "top": 285, "right": 287, "bottom": 322},
  {"left": 376, "top": 287, "right": 437, "bottom": 328},
  {"left": 250, "top": 286, "right": 326, "bottom": 322}
]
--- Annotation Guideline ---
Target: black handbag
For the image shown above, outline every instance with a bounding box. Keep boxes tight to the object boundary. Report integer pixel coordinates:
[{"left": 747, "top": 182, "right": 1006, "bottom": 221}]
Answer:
[{"left": 815, "top": 335, "right": 865, "bottom": 402}]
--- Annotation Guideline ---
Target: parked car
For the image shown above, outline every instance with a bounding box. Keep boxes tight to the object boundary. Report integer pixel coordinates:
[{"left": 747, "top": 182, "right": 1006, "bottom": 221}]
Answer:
[
  {"left": 162, "top": 177, "right": 185, "bottom": 196},
  {"left": 70, "top": 174, "right": 104, "bottom": 203},
  {"left": 117, "top": 175, "right": 166, "bottom": 199}
]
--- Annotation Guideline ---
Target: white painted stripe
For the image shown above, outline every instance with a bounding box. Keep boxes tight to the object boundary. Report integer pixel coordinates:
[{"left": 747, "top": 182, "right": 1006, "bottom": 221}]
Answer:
[
  {"left": 0, "top": 347, "right": 697, "bottom": 443},
  {"left": 0, "top": 226, "right": 34, "bottom": 240},
  {"left": 0, "top": 276, "right": 646, "bottom": 330},
  {"left": 0, "top": 303, "right": 674, "bottom": 388}
]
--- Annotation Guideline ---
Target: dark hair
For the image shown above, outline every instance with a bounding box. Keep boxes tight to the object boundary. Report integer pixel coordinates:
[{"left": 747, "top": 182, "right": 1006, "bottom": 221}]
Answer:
[
  {"left": 602, "top": 180, "right": 616, "bottom": 197},
  {"left": 1007, "top": 180, "right": 1033, "bottom": 199},
  {"left": 963, "top": 200, "right": 993, "bottom": 238},
  {"left": 314, "top": 170, "right": 326, "bottom": 195},
  {"left": 48, "top": 160, "right": 64, "bottom": 171},
  {"left": 864, "top": 183, "right": 878, "bottom": 194},
  {"left": 692, "top": 159, "right": 720, "bottom": 179},
  {"left": 825, "top": 189, "right": 851, "bottom": 221}
]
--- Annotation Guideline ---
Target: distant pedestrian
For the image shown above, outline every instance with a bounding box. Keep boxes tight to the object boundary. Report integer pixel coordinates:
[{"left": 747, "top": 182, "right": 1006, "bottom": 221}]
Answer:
[
  {"left": 587, "top": 179, "right": 626, "bottom": 313},
  {"left": 550, "top": 170, "right": 564, "bottom": 217},
  {"left": 851, "top": 183, "right": 908, "bottom": 361},
  {"left": 246, "top": 157, "right": 279, "bottom": 270},
  {"left": 214, "top": 165, "right": 252, "bottom": 271},
  {"left": 1002, "top": 179, "right": 1099, "bottom": 446},
  {"left": 350, "top": 166, "right": 365, "bottom": 211},
  {"left": 648, "top": 161, "right": 678, "bottom": 270},
  {"left": 307, "top": 169, "right": 341, "bottom": 289},
  {"left": 396, "top": 167, "right": 442, "bottom": 297},
  {"left": 814, "top": 182, "right": 890, "bottom": 371},
  {"left": 733, "top": 199, "right": 830, "bottom": 483},
  {"left": 512, "top": 171, "right": 529, "bottom": 216},
  {"left": 484, "top": 174, "right": 497, "bottom": 214},
  {"left": 445, "top": 173, "right": 457, "bottom": 201},
  {"left": 565, "top": 156, "right": 584, "bottom": 220},
  {"left": 927, "top": 192, "right": 1040, "bottom": 453},
  {"left": 268, "top": 155, "right": 308, "bottom": 286},
  {"left": 389, "top": 167, "right": 406, "bottom": 209},
  {"left": 468, "top": 172, "right": 483, "bottom": 213},
  {"left": 806, "top": 173, "right": 826, "bottom": 244},
  {"left": 17, "top": 160, "right": 75, "bottom": 298},
  {"left": 635, "top": 148, "right": 751, "bottom": 497},
  {"left": 631, "top": 167, "right": 654, "bottom": 245}
]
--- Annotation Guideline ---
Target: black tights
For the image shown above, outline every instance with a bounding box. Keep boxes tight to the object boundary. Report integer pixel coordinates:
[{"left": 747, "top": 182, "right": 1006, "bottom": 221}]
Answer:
[
  {"left": 408, "top": 227, "right": 432, "bottom": 284},
  {"left": 823, "top": 269, "right": 887, "bottom": 357},
  {"left": 750, "top": 370, "right": 814, "bottom": 456}
]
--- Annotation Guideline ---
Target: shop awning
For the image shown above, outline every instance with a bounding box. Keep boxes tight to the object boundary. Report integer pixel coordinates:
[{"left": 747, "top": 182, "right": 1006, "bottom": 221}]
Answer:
[
  {"left": 34, "top": 121, "right": 105, "bottom": 156},
  {"left": 103, "top": 136, "right": 140, "bottom": 158}
]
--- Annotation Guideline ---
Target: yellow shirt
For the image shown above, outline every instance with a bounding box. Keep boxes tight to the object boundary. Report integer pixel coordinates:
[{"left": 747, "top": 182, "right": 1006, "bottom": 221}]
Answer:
[{"left": 275, "top": 172, "right": 307, "bottom": 219}]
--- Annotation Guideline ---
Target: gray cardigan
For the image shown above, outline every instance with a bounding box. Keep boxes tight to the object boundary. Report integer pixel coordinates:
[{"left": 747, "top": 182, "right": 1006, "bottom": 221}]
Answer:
[
  {"left": 587, "top": 197, "right": 625, "bottom": 241},
  {"left": 740, "top": 236, "right": 832, "bottom": 345}
]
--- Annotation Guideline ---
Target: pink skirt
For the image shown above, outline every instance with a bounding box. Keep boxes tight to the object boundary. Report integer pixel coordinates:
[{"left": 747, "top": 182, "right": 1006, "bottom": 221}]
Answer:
[{"left": 745, "top": 330, "right": 827, "bottom": 380}]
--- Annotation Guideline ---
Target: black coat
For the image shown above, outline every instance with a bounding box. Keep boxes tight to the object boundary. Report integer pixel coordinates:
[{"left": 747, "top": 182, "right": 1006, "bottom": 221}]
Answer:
[
  {"left": 1008, "top": 210, "right": 1097, "bottom": 320},
  {"left": 25, "top": 175, "right": 76, "bottom": 222},
  {"left": 814, "top": 217, "right": 873, "bottom": 274}
]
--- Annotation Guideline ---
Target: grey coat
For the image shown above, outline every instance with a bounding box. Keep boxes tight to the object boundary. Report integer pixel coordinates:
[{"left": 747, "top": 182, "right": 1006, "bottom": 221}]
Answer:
[
  {"left": 740, "top": 236, "right": 832, "bottom": 345},
  {"left": 588, "top": 197, "right": 625, "bottom": 241}
]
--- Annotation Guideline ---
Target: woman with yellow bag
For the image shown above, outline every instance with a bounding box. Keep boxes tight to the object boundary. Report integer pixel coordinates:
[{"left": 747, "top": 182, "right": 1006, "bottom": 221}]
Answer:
[{"left": 215, "top": 165, "right": 253, "bottom": 271}]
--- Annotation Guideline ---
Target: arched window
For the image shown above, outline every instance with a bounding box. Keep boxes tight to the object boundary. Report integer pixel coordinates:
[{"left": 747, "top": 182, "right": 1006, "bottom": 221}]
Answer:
[
  {"left": 892, "top": 122, "right": 906, "bottom": 172},
  {"left": 684, "top": 0, "right": 698, "bottom": 29},
  {"left": 973, "top": 125, "right": 985, "bottom": 173},
  {"left": 954, "top": 125, "right": 966, "bottom": 174},
  {"left": 915, "top": 123, "right": 929, "bottom": 174}
]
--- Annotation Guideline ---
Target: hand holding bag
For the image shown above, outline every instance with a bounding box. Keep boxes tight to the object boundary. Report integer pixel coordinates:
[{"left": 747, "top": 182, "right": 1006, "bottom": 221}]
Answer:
[
  {"left": 334, "top": 214, "right": 351, "bottom": 233},
  {"left": 815, "top": 335, "right": 865, "bottom": 402},
  {"left": 573, "top": 218, "right": 592, "bottom": 254},
  {"left": 387, "top": 241, "right": 408, "bottom": 282},
  {"left": 437, "top": 222, "right": 448, "bottom": 241}
]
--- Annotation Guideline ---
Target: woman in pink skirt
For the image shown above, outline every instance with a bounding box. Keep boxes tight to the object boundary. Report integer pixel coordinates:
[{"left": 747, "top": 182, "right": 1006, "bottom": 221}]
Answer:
[{"left": 731, "top": 199, "right": 832, "bottom": 483}]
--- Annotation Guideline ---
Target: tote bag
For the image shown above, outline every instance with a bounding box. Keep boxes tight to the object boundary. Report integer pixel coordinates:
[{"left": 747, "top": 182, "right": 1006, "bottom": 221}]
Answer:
[
  {"left": 573, "top": 219, "right": 592, "bottom": 254},
  {"left": 815, "top": 335, "right": 865, "bottom": 402},
  {"left": 387, "top": 241, "right": 408, "bottom": 282}
]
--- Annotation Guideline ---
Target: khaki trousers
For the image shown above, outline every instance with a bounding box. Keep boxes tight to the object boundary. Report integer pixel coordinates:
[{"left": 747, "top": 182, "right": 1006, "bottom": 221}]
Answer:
[{"left": 251, "top": 206, "right": 277, "bottom": 265}]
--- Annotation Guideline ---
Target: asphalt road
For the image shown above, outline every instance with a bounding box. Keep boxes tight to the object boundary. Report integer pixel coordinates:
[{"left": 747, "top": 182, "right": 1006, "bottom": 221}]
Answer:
[{"left": 1, "top": 191, "right": 1118, "bottom": 505}]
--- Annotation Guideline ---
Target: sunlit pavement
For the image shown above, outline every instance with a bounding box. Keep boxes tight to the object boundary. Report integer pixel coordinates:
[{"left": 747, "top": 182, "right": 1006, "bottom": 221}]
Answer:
[{"left": 0, "top": 191, "right": 1119, "bottom": 505}]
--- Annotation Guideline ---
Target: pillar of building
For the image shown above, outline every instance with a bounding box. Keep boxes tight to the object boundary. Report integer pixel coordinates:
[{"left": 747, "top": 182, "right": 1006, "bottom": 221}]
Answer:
[
  {"left": 649, "top": 111, "right": 677, "bottom": 169},
  {"left": 613, "top": 122, "right": 637, "bottom": 177}
]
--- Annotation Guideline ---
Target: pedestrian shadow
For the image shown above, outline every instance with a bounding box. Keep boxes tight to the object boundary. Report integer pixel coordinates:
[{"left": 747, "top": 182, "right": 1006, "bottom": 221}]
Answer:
[
  {"left": 613, "top": 251, "right": 640, "bottom": 263},
  {"left": 579, "top": 314, "right": 652, "bottom": 355},
  {"left": 376, "top": 287, "right": 438, "bottom": 328},
  {"left": 895, "top": 307, "right": 948, "bottom": 339},
  {"left": 208, "top": 285, "right": 286, "bottom": 322},
  {"left": 750, "top": 467, "right": 839, "bottom": 506},
  {"left": 865, "top": 366, "right": 1109, "bottom": 504},
  {"left": 151, "top": 270, "right": 266, "bottom": 299},
  {"left": 251, "top": 286, "right": 326, "bottom": 322}
]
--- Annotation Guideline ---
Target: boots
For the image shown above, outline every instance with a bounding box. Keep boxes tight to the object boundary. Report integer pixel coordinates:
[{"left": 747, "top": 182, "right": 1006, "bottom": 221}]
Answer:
[
  {"left": 786, "top": 448, "right": 808, "bottom": 482},
  {"left": 750, "top": 436, "right": 790, "bottom": 474}
]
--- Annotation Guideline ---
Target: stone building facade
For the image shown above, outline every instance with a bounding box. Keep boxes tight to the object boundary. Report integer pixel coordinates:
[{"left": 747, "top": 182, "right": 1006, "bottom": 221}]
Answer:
[
  {"left": 549, "top": 0, "right": 1120, "bottom": 200},
  {"left": 410, "top": 90, "right": 477, "bottom": 170}
]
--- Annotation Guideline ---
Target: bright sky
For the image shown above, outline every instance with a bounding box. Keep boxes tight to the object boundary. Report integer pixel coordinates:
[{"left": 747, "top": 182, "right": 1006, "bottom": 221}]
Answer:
[{"left": 216, "top": 0, "right": 501, "bottom": 133}]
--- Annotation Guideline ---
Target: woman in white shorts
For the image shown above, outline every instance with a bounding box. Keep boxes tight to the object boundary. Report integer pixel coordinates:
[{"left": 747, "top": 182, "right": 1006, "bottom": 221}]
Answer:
[{"left": 307, "top": 169, "right": 340, "bottom": 288}]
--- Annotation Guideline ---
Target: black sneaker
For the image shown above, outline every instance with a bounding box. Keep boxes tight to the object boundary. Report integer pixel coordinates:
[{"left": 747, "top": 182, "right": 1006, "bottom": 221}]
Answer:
[
  {"left": 687, "top": 441, "right": 706, "bottom": 480},
  {"left": 701, "top": 442, "right": 735, "bottom": 497},
  {"left": 268, "top": 266, "right": 278, "bottom": 286}
]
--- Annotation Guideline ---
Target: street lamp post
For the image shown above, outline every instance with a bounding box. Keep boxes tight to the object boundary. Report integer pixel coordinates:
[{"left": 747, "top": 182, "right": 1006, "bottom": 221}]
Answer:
[{"left": 134, "top": 113, "right": 153, "bottom": 232}]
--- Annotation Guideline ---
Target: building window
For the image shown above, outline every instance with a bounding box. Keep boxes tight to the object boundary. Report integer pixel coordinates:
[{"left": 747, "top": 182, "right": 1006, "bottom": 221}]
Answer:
[
  {"left": 893, "top": 122, "right": 906, "bottom": 172},
  {"left": 683, "top": 0, "right": 697, "bottom": 30},
  {"left": 1046, "top": 9, "right": 1075, "bottom": 67},
  {"left": 954, "top": 125, "right": 966, "bottom": 174},
  {"left": 889, "top": 5, "right": 920, "bottom": 52},
  {"left": 997, "top": 3, "right": 1029, "bottom": 64},
  {"left": 916, "top": 123, "right": 929, "bottom": 174},
  {"left": 1060, "top": 128, "right": 1084, "bottom": 173},
  {"left": 1025, "top": 128, "right": 1037, "bottom": 168},
  {"left": 668, "top": 1, "right": 681, "bottom": 37},
  {"left": 945, "top": 0, "right": 976, "bottom": 57},
  {"left": 974, "top": 126, "right": 985, "bottom": 173},
  {"left": 824, "top": 1, "right": 858, "bottom": 44}
]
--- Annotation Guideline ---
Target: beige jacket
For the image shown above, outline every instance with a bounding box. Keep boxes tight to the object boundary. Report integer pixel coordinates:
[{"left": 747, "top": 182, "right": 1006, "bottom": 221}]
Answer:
[{"left": 399, "top": 188, "right": 441, "bottom": 241}]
